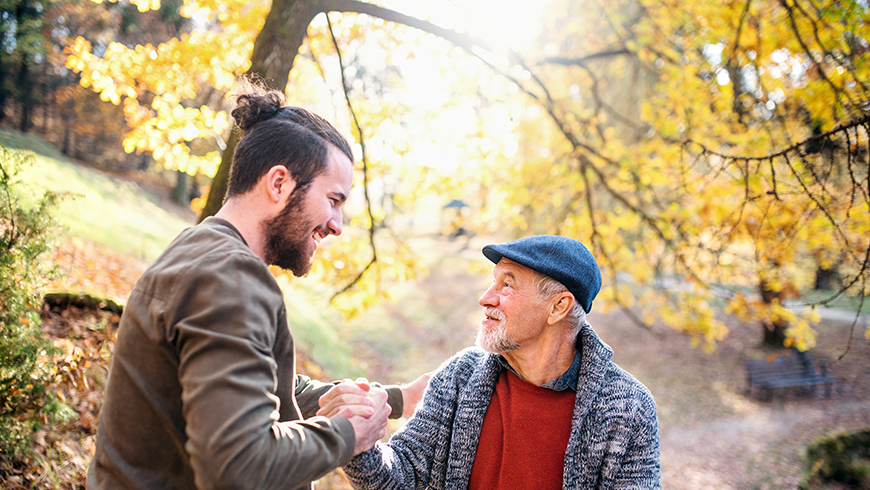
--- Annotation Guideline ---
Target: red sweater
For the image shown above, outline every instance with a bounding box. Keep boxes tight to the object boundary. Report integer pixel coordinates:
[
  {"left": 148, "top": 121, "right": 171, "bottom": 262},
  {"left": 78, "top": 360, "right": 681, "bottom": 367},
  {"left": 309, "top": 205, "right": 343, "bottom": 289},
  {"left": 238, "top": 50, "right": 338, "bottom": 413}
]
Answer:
[{"left": 469, "top": 369, "right": 576, "bottom": 489}]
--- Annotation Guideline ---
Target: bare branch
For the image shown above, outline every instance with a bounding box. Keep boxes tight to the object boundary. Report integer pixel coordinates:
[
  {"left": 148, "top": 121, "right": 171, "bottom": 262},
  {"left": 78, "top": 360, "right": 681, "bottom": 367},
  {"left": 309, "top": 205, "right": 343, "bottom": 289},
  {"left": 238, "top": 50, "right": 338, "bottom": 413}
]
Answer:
[
  {"left": 686, "top": 113, "right": 870, "bottom": 161},
  {"left": 323, "top": 14, "right": 378, "bottom": 301},
  {"left": 540, "top": 49, "right": 631, "bottom": 66},
  {"left": 321, "top": 0, "right": 499, "bottom": 57}
]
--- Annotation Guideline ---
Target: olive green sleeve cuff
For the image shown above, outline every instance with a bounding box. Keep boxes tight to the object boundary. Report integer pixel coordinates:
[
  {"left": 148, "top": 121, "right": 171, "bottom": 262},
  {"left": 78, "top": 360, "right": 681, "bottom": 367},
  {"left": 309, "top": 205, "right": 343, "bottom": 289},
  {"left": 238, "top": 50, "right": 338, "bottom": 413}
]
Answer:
[
  {"left": 385, "top": 385, "right": 403, "bottom": 419},
  {"left": 332, "top": 415, "right": 357, "bottom": 467}
]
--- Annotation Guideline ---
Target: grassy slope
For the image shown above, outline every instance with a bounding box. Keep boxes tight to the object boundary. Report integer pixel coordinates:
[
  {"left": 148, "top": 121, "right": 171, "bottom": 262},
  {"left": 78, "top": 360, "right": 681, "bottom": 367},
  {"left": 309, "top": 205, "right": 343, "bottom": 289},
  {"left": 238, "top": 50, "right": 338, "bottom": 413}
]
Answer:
[
  {"left": 1, "top": 129, "right": 193, "bottom": 262},
  {"left": 0, "top": 128, "right": 358, "bottom": 375}
]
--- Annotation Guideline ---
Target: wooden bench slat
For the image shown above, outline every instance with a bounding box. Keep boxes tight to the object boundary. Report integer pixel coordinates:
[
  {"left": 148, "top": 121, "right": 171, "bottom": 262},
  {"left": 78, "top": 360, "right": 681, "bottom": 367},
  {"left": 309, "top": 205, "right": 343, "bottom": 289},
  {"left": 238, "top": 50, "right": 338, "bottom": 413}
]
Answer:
[{"left": 745, "top": 350, "right": 833, "bottom": 398}]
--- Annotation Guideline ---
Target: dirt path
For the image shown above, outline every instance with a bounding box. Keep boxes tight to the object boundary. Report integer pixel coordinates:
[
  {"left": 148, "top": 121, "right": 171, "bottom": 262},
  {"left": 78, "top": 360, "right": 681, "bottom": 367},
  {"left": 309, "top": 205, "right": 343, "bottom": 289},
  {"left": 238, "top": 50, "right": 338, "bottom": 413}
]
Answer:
[
  {"left": 346, "top": 235, "right": 870, "bottom": 489},
  {"left": 661, "top": 399, "right": 870, "bottom": 489},
  {"left": 598, "top": 308, "right": 870, "bottom": 490}
]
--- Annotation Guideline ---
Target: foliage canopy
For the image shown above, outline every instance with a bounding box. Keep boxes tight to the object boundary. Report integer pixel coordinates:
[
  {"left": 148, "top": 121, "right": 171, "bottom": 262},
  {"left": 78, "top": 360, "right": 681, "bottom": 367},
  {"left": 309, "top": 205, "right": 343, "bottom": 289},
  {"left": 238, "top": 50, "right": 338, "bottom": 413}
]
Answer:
[{"left": 66, "top": 0, "right": 870, "bottom": 350}]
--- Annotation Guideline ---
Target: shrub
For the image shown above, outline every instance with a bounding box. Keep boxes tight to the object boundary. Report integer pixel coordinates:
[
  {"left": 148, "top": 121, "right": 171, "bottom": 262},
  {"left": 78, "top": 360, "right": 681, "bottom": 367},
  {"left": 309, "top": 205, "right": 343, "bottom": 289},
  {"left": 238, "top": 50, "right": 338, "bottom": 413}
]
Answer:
[
  {"left": 802, "top": 429, "right": 870, "bottom": 489},
  {"left": 0, "top": 145, "right": 69, "bottom": 464}
]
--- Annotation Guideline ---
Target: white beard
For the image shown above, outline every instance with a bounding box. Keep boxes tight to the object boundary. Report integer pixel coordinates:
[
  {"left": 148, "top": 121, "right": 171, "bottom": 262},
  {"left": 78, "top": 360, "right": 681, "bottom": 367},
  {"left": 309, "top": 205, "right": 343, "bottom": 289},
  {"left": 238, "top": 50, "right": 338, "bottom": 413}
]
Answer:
[{"left": 476, "top": 307, "right": 520, "bottom": 354}]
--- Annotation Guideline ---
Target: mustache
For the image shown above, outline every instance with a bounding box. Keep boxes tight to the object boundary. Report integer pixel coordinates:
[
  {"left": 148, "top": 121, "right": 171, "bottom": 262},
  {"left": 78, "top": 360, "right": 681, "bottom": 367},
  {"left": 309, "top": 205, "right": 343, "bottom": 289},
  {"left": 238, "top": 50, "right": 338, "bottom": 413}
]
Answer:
[{"left": 483, "top": 307, "right": 505, "bottom": 321}]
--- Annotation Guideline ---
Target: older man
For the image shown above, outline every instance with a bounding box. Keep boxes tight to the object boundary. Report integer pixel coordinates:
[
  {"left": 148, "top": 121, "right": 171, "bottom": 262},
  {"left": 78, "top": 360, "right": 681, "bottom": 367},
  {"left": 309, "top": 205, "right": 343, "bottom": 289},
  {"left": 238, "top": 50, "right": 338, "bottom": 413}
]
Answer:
[{"left": 341, "top": 235, "right": 661, "bottom": 489}]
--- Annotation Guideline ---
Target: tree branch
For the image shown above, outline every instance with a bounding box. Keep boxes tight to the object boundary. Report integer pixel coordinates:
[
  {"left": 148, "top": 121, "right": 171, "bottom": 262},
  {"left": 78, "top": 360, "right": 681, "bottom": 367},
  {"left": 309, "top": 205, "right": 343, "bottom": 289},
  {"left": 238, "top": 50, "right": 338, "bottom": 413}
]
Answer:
[
  {"left": 778, "top": 0, "right": 855, "bottom": 114},
  {"left": 323, "top": 14, "right": 379, "bottom": 301},
  {"left": 540, "top": 49, "right": 631, "bottom": 66},
  {"left": 685, "top": 113, "right": 870, "bottom": 161},
  {"left": 320, "top": 0, "right": 500, "bottom": 58}
]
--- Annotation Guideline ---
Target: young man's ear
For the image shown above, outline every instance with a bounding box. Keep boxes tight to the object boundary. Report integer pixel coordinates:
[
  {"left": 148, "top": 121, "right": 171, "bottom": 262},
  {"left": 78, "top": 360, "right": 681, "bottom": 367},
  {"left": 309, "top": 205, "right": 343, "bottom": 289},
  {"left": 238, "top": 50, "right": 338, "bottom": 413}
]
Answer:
[
  {"left": 263, "top": 165, "right": 296, "bottom": 203},
  {"left": 548, "top": 292, "right": 575, "bottom": 325}
]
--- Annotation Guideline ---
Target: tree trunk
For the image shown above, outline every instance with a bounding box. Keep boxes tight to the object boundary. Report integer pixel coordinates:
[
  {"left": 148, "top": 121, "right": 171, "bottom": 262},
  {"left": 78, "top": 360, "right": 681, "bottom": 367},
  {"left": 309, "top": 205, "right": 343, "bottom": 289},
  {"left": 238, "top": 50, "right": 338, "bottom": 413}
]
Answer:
[
  {"left": 60, "top": 89, "right": 74, "bottom": 156},
  {"left": 17, "top": 56, "right": 33, "bottom": 133},
  {"left": 39, "top": 88, "right": 50, "bottom": 134},
  {"left": 62, "top": 119, "right": 72, "bottom": 156},
  {"left": 171, "top": 170, "right": 190, "bottom": 206},
  {"left": 198, "top": 129, "right": 238, "bottom": 221},
  {"left": 814, "top": 265, "right": 840, "bottom": 291},
  {"left": 760, "top": 279, "right": 788, "bottom": 348}
]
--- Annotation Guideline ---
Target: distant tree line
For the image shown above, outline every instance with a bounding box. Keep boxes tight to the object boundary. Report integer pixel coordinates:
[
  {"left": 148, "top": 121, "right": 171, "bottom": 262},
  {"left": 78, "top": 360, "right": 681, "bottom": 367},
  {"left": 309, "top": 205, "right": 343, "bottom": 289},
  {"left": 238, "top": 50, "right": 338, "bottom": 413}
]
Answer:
[{"left": 0, "top": 0, "right": 200, "bottom": 201}]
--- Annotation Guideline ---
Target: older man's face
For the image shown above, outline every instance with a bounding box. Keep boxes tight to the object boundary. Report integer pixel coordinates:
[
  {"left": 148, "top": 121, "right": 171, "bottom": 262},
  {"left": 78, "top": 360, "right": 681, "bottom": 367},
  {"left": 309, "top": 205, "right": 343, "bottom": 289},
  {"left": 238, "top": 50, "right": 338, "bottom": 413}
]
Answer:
[{"left": 477, "top": 258, "right": 550, "bottom": 354}]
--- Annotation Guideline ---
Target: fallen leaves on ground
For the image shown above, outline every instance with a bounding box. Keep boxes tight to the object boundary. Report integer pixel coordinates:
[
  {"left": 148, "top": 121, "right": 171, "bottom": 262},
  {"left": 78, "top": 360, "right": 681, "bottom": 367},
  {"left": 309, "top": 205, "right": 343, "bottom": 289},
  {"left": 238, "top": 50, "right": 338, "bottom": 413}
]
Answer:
[
  {"left": 47, "top": 236, "right": 147, "bottom": 305},
  {"left": 1, "top": 295, "right": 330, "bottom": 489}
]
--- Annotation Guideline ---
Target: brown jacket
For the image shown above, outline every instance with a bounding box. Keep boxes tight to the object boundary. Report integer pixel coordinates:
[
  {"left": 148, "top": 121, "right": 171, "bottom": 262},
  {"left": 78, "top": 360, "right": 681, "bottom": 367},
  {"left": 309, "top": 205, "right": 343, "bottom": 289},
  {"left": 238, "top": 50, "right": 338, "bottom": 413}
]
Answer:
[{"left": 88, "top": 217, "right": 401, "bottom": 490}]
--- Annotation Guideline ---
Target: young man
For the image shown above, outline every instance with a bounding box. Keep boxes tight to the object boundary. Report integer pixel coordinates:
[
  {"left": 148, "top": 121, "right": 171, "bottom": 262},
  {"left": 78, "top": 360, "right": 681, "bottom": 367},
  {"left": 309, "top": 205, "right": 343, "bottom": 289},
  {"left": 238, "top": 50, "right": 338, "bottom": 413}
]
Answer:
[
  {"left": 342, "top": 235, "right": 661, "bottom": 489},
  {"left": 88, "top": 86, "right": 424, "bottom": 490}
]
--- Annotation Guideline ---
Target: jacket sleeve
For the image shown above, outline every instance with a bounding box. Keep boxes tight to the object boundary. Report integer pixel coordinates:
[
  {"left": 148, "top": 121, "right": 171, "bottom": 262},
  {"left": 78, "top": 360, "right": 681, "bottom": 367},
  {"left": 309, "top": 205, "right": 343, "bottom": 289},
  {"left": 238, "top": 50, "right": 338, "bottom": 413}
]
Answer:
[
  {"left": 170, "top": 252, "right": 355, "bottom": 490},
  {"left": 295, "top": 375, "right": 405, "bottom": 420},
  {"left": 611, "top": 392, "right": 661, "bottom": 490}
]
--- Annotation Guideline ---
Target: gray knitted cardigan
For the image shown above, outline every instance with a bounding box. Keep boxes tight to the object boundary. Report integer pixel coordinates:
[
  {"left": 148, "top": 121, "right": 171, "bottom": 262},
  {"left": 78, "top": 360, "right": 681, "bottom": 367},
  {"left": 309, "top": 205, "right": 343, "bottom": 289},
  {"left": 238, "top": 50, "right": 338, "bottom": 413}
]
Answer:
[{"left": 344, "top": 324, "right": 661, "bottom": 489}]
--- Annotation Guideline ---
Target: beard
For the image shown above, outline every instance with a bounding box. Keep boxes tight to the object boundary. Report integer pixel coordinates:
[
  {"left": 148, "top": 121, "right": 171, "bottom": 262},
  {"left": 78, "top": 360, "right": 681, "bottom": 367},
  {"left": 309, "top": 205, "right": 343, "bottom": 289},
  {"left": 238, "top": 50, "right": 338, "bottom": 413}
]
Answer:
[
  {"left": 261, "top": 186, "right": 319, "bottom": 277},
  {"left": 476, "top": 307, "right": 520, "bottom": 354}
]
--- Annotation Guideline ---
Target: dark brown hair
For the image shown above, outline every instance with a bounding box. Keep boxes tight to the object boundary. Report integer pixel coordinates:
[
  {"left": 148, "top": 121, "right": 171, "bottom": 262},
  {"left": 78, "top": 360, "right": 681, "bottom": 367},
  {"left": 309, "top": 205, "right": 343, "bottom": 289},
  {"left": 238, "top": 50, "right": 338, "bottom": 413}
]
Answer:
[{"left": 226, "top": 82, "right": 353, "bottom": 198}]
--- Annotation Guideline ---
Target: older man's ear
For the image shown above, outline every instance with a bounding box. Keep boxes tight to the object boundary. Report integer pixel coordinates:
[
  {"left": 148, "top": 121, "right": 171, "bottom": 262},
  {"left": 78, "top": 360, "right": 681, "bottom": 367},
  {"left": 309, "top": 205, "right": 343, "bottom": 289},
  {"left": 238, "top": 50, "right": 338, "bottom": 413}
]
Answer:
[{"left": 547, "top": 293, "right": 575, "bottom": 325}]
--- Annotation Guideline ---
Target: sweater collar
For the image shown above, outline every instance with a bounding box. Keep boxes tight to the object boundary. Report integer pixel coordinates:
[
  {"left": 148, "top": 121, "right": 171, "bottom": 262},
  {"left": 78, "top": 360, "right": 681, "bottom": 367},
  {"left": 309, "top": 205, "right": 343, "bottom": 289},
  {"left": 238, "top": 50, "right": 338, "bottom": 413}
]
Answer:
[
  {"left": 494, "top": 344, "right": 582, "bottom": 392},
  {"left": 494, "top": 322, "right": 607, "bottom": 392}
]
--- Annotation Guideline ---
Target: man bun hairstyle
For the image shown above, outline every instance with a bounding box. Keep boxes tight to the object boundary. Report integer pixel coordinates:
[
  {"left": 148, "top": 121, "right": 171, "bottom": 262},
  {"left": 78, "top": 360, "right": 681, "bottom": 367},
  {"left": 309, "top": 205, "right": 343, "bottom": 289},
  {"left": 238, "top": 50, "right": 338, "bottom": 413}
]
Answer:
[
  {"left": 231, "top": 86, "right": 284, "bottom": 131},
  {"left": 226, "top": 81, "right": 353, "bottom": 199}
]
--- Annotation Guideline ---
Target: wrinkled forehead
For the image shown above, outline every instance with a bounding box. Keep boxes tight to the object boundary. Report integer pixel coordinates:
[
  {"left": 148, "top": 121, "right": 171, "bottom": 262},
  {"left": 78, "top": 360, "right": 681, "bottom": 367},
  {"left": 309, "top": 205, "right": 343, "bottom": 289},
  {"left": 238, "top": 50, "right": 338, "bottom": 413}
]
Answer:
[{"left": 493, "top": 257, "right": 538, "bottom": 279}]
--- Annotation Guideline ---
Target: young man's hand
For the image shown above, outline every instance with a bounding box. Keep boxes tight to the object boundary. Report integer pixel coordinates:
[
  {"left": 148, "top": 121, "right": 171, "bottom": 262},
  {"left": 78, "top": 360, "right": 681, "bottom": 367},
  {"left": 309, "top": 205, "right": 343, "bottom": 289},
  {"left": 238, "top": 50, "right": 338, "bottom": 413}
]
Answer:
[
  {"left": 346, "top": 387, "right": 390, "bottom": 455},
  {"left": 400, "top": 372, "right": 431, "bottom": 417},
  {"left": 317, "top": 378, "right": 376, "bottom": 418}
]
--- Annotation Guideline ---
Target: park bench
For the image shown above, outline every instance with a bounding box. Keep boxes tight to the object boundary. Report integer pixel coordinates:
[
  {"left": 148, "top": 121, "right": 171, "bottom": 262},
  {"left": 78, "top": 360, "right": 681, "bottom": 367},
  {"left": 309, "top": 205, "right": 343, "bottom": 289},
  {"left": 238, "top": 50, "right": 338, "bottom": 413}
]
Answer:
[{"left": 745, "top": 350, "right": 834, "bottom": 399}]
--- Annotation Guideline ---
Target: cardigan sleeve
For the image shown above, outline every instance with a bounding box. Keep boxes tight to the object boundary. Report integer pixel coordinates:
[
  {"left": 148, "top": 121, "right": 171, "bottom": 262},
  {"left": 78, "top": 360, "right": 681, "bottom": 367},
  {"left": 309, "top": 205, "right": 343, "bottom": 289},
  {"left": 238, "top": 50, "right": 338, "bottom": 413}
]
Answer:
[
  {"left": 610, "top": 387, "right": 661, "bottom": 490},
  {"left": 343, "top": 353, "right": 471, "bottom": 490}
]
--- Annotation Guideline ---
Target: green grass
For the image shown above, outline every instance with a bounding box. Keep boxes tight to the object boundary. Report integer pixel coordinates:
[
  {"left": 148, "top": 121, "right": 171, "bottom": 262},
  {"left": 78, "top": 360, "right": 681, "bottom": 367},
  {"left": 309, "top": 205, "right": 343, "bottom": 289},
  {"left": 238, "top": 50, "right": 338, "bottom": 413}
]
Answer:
[
  {"left": 1, "top": 129, "right": 196, "bottom": 261},
  {"left": 0, "top": 128, "right": 358, "bottom": 375},
  {"left": 276, "top": 276, "right": 362, "bottom": 377},
  {"left": 796, "top": 289, "right": 870, "bottom": 315},
  {"left": 0, "top": 129, "right": 68, "bottom": 161}
]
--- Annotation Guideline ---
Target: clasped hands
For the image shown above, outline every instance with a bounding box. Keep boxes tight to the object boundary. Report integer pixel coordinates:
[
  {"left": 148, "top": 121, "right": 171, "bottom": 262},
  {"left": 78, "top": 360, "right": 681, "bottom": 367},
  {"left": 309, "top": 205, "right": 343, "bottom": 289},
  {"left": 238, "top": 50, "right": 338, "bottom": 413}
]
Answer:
[{"left": 317, "top": 373, "right": 430, "bottom": 456}]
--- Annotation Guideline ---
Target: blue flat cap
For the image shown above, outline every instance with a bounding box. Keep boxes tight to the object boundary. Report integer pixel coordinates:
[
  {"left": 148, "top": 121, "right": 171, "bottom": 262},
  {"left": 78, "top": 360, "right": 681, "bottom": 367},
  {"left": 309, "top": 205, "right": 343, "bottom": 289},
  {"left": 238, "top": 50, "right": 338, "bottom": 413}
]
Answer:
[{"left": 482, "top": 235, "right": 602, "bottom": 313}]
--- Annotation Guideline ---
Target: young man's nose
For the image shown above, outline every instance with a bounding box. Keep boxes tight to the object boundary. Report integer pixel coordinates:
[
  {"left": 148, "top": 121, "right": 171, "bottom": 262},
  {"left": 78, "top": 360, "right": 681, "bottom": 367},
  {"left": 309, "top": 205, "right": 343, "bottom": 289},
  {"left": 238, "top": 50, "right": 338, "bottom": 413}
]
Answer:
[{"left": 326, "top": 211, "right": 343, "bottom": 236}]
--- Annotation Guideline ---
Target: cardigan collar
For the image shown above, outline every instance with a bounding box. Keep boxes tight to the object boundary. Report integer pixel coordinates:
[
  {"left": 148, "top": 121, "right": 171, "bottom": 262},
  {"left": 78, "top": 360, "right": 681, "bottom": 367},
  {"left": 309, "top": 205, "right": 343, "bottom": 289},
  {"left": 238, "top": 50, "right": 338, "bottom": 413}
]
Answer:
[{"left": 445, "top": 323, "right": 614, "bottom": 489}]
